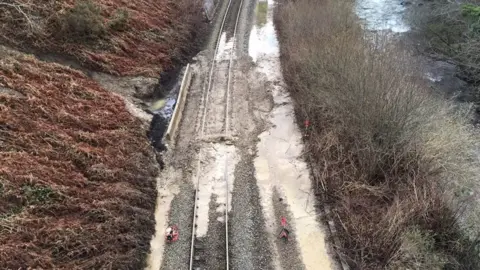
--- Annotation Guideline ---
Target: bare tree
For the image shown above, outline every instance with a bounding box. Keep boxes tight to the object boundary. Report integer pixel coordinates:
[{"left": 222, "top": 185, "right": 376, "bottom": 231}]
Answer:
[{"left": 0, "top": 0, "right": 40, "bottom": 34}]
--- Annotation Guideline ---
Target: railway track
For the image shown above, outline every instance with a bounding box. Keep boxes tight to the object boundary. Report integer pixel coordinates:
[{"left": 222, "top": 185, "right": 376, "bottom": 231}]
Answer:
[
  {"left": 189, "top": 0, "right": 243, "bottom": 269},
  {"left": 199, "top": 0, "right": 243, "bottom": 138}
]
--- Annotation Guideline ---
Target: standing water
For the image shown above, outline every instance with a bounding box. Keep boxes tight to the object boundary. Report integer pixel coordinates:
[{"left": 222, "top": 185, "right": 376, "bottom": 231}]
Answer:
[
  {"left": 248, "top": 0, "right": 278, "bottom": 62},
  {"left": 251, "top": 0, "right": 334, "bottom": 269},
  {"left": 148, "top": 70, "right": 184, "bottom": 151}
]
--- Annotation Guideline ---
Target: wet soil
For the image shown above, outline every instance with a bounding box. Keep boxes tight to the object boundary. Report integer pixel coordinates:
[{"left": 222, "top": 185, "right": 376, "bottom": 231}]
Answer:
[{"left": 148, "top": 0, "right": 337, "bottom": 269}]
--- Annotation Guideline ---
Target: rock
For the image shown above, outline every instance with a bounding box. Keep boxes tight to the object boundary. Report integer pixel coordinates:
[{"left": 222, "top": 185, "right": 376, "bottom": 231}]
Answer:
[
  {"left": 92, "top": 72, "right": 158, "bottom": 99},
  {"left": 132, "top": 77, "right": 158, "bottom": 99},
  {"left": 418, "top": 3, "right": 424, "bottom": 6},
  {"left": 0, "top": 86, "right": 25, "bottom": 98},
  {"left": 400, "top": 1, "right": 412, "bottom": 6}
]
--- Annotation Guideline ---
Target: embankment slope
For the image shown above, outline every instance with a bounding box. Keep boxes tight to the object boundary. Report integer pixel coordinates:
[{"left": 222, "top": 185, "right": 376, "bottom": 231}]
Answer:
[{"left": 0, "top": 0, "right": 205, "bottom": 268}]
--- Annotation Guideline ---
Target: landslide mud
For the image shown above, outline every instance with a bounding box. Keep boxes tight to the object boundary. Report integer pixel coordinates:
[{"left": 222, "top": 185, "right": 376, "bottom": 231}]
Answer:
[{"left": 149, "top": 0, "right": 337, "bottom": 269}]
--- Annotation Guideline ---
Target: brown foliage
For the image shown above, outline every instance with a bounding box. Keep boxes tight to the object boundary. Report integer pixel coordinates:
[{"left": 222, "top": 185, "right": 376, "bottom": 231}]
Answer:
[
  {"left": 0, "top": 47, "right": 158, "bottom": 269},
  {"left": 0, "top": 0, "right": 205, "bottom": 76},
  {"left": 416, "top": 1, "right": 480, "bottom": 87},
  {"left": 275, "top": 0, "right": 480, "bottom": 268}
]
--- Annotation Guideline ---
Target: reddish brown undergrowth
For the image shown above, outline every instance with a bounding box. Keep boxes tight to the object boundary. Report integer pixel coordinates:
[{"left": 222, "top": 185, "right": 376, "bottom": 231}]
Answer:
[
  {"left": 0, "top": 47, "right": 158, "bottom": 269},
  {"left": 0, "top": 0, "right": 204, "bottom": 76}
]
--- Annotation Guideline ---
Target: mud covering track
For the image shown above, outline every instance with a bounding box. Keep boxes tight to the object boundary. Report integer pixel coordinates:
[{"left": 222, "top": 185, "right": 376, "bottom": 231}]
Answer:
[{"left": 146, "top": 0, "right": 337, "bottom": 269}]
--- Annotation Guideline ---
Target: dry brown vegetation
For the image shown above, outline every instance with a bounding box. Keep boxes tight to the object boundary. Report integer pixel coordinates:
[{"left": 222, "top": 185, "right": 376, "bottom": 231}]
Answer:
[
  {"left": 417, "top": 1, "right": 480, "bottom": 100},
  {"left": 0, "top": 0, "right": 204, "bottom": 76},
  {"left": 0, "top": 0, "right": 208, "bottom": 267},
  {"left": 0, "top": 46, "right": 159, "bottom": 268},
  {"left": 276, "top": 0, "right": 480, "bottom": 268}
]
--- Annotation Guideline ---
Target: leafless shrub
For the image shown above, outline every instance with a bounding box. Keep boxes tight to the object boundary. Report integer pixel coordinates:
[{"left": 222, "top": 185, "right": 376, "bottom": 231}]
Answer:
[
  {"left": 52, "top": 0, "right": 106, "bottom": 41},
  {"left": 276, "top": 0, "right": 480, "bottom": 268},
  {"left": 416, "top": 1, "right": 480, "bottom": 87},
  {"left": 108, "top": 8, "right": 129, "bottom": 31},
  {"left": 0, "top": 0, "right": 44, "bottom": 36}
]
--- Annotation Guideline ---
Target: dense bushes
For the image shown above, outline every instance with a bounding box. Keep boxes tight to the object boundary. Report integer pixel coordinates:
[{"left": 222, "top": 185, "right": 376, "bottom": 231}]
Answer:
[
  {"left": 57, "top": 0, "right": 107, "bottom": 40},
  {"left": 420, "top": 1, "right": 480, "bottom": 88},
  {"left": 51, "top": 1, "right": 129, "bottom": 41},
  {"left": 276, "top": 0, "right": 480, "bottom": 268},
  {"left": 108, "top": 8, "right": 129, "bottom": 31}
]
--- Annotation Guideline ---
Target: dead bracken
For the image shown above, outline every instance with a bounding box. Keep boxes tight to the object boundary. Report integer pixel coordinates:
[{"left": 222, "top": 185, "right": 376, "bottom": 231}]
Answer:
[
  {"left": 0, "top": 46, "right": 159, "bottom": 268},
  {"left": 0, "top": 0, "right": 203, "bottom": 76},
  {"left": 0, "top": 0, "right": 207, "bottom": 267}
]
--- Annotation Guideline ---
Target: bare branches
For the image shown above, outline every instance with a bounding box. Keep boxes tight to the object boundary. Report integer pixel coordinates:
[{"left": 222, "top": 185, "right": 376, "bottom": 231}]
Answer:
[
  {"left": 419, "top": 1, "right": 480, "bottom": 85},
  {"left": 277, "top": 0, "right": 480, "bottom": 268},
  {"left": 0, "top": 0, "right": 39, "bottom": 33}
]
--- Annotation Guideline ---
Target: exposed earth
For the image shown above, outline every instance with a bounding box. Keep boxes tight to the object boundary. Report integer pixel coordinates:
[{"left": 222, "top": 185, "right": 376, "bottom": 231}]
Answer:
[
  {"left": 146, "top": 0, "right": 337, "bottom": 269},
  {"left": 0, "top": 0, "right": 343, "bottom": 268}
]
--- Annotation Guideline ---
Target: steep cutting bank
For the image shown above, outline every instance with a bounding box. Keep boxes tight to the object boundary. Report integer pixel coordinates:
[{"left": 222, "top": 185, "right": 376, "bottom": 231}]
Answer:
[
  {"left": 0, "top": 45, "right": 158, "bottom": 269},
  {"left": 0, "top": 0, "right": 203, "bottom": 76},
  {"left": 0, "top": 0, "right": 207, "bottom": 268}
]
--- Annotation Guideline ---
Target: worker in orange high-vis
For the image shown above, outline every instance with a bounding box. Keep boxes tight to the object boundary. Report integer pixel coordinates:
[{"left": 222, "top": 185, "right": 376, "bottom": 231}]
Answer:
[
  {"left": 304, "top": 119, "right": 311, "bottom": 139},
  {"left": 278, "top": 216, "right": 290, "bottom": 241},
  {"left": 165, "top": 225, "right": 179, "bottom": 243}
]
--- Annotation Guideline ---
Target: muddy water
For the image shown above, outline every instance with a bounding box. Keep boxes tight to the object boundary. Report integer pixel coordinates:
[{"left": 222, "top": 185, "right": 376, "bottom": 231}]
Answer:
[
  {"left": 195, "top": 145, "right": 238, "bottom": 237},
  {"left": 147, "top": 69, "right": 184, "bottom": 150},
  {"left": 146, "top": 170, "right": 181, "bottom": 270},
  {"left": 251, "top": 0, "right": 334, "bottom": 269},
  {"left": 248, "top": 0, "right": 278, "bottom": 62},
  {"left": 216, "top": 32, "right": 236, "bottom": 61}
]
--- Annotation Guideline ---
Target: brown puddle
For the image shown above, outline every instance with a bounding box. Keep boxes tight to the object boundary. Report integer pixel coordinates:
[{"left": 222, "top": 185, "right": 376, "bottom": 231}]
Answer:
[{"left": 251, "top": 0, "right": 334, "bottom": 269}]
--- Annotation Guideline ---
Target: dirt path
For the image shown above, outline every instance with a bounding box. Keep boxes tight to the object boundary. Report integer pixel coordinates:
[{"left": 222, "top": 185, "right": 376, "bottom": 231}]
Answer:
[{"left": 146, "top": 0, "right": 337, "bottom": 269}]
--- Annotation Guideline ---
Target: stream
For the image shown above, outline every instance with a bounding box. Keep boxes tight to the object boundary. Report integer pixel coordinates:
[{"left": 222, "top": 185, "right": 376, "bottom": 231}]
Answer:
[
  {"left": 356, "top": 0, "right": 410, "bottom": 33},
  {"left": 147, "top": 71, "right": 184, "bottom": 151},
  {"left": 356, "top": 0, "right": 472, "bottom": 103}
]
